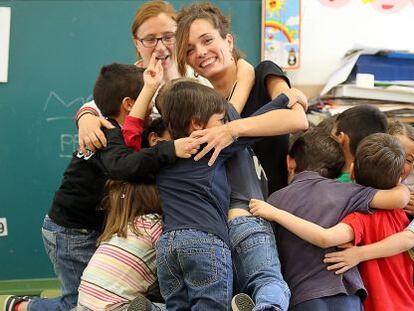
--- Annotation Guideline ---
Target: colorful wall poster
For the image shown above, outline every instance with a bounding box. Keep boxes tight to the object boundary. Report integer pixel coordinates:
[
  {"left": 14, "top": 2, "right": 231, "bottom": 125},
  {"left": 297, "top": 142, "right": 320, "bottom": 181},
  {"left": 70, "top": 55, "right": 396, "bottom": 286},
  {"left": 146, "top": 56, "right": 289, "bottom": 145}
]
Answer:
[{"left": 262, "top": 0, "right": 301, "bottom": 70}]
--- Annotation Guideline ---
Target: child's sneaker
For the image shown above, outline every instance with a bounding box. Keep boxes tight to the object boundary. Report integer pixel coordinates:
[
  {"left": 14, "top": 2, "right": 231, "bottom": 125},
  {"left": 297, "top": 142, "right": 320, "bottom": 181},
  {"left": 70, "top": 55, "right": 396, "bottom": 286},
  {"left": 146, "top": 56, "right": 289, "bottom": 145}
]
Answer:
[
  {"left": 2, "top": 295, "right": 28, "bottom": 311},
  {"left": 231, "top": 293, "right": 255, "bottom": 311},
  {"left": 127, "top": 294, "right": 161, "bottom": 311}
]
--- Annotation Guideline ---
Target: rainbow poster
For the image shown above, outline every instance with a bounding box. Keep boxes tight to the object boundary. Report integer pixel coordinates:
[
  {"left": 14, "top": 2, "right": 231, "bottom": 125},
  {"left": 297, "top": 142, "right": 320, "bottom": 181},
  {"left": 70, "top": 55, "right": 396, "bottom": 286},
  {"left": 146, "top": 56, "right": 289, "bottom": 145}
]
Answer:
[{"left": 262, "top": 0, "right": 301, "bottom": 70}]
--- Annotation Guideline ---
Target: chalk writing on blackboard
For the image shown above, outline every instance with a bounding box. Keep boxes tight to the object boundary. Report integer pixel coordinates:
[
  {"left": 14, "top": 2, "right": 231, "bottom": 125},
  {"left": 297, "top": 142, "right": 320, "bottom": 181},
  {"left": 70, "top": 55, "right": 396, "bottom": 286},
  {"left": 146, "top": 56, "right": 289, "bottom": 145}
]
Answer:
[
  {"left": 44, "top": 91, "right": 92, "bottom": 122},
  {"left": 60, "top": 133, "right": 79, "bottom": 158}
]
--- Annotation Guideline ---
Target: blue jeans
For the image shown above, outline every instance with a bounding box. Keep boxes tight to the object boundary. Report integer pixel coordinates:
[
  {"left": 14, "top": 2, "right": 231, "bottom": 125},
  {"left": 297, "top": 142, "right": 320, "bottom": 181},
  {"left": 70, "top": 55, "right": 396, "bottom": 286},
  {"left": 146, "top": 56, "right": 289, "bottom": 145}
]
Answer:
[
  {"left": 289, "top": 294, "right": 363, "bottom": 311},
  {"left": 229, "top": 216, "right": 290, "bottom": 311},
  {"left": 28, "top": 215, "right": 99, "bottom": 311},
  {"left": 156, "top": 229, "right": 233, "bottom": 311}
]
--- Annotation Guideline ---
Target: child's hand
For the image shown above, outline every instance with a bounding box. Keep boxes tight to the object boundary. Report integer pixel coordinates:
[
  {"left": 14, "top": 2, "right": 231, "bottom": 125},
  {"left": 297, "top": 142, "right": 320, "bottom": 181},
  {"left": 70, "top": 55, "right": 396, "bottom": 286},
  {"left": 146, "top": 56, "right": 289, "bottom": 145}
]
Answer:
[
  {"left": 283, "top": 88, "right": 308, "bottom": 111},
  {"left": 323, "top": 243, "right": 360, "bottom": 274},
  {"left": 404, "top": 190, "right": 414, "bottom": 216},
  {"left": 144, "top": 54, "right": 164, "bottom": 91},
  {"left": 174, "top": 137, "right": 200, "bottom": 159},
  {"left": 249, "top": 198, "right": 277, "bottom": 221}
]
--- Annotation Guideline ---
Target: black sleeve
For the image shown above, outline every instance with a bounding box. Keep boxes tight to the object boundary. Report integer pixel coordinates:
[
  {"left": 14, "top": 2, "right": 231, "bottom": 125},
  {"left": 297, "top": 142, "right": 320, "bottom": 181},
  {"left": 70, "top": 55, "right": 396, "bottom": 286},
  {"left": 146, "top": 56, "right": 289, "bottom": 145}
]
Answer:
[
  {"left": 99, "top": 128, "right": 176, "bottom": 182},
  {"left": 257, "top": 61, "right": 291, "bottom": 89}
]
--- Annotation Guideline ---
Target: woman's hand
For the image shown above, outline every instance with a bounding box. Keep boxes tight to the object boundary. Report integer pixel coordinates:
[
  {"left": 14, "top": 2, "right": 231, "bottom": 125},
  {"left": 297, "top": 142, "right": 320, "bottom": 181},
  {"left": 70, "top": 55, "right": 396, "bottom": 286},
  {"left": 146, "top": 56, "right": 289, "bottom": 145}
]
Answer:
[
  {"left": 78, "top": 114, "right": 114, "bottom": 154},
  {"left": 188, "top": 123, "right": 236, "bottom": 166},
  {"left": 284, "top": 88, "right": 309, "bottom": 111}
]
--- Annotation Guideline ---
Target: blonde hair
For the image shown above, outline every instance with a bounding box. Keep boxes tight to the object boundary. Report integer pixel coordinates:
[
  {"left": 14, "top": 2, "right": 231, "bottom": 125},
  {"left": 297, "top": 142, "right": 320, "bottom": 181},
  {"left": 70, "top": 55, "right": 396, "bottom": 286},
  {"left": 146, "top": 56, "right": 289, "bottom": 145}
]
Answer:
[
  {"left": 176, "top": 2, "right": 243, "bottom": 76},
  {"left": 98, "top": 180, "right": 162, "bottom": 243},
  {"left": 131, "top": 0, "right": 177, "bottom": 60}
]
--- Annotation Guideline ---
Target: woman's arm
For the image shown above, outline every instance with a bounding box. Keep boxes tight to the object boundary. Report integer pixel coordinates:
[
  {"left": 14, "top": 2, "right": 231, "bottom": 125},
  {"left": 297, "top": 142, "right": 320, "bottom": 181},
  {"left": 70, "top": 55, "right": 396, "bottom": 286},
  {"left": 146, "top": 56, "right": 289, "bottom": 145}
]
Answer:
[
  {"left": 249, "top": 199, "right": 354, "bottom": 248},
  {"left": 190, "top": 88, "right": 308, "bottom": 164},
  {"left": 229, "top": 59, "right": 255, "bottom": 113}
]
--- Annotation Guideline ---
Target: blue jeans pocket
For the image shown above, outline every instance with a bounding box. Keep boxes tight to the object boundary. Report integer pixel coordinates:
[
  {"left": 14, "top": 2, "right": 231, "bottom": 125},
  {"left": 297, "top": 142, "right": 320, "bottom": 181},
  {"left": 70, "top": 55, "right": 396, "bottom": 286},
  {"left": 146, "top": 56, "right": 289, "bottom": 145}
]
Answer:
[
  {"left": 178, "top": 246, "right": 218, "bottom": 287},
  {"left": 157, "top": 251, "right": 181, "bottom": 299}
]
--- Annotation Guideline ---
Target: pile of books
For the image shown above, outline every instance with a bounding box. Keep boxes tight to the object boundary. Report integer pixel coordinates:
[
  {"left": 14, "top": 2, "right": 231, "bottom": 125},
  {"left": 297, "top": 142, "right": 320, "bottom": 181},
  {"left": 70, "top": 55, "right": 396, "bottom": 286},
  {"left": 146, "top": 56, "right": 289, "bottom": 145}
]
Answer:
[{"left": 319, "top": 48, "right": 414, "bottom": 121}]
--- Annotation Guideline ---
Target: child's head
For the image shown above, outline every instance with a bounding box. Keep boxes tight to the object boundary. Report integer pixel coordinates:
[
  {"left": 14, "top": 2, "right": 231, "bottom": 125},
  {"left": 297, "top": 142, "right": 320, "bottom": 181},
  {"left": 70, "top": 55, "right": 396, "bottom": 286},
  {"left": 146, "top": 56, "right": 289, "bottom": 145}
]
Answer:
[
  {"left": 98, "top": 179, "right": 161, "bottom": 243},
  {"left": 158, "top": 78, "right": 227, "bottom": 139},
  {"left": 93, "top": 63, "right": 145, "bottom": 118},
  {"left": 353, "top": 133, "right": 405, "bottom": 189},
  {"left": 332, "top": 105, "right": 388, "bottom": 156},
  {"left": 141, "top": 117, "right": 170, "bottom": 148},
  {"left": 388, "top": 120, "right": 414, "bottom": 181},
  {"left": 288, "top": 126, "right": 344, "bottom": 181}
]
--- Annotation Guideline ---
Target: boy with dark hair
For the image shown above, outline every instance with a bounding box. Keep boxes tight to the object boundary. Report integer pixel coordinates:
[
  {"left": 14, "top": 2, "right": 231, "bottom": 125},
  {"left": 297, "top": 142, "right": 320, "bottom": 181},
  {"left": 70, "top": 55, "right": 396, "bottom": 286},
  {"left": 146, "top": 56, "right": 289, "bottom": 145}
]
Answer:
[
  {"left": 4, "top": 63, "right": 187, "bottom": 311},
  {"left": 287, "top": 126, "right": 344, "bottom": 181},
  {"left": 251, "top": 133, "right": 414, "bottom": 311},
  {"left": 249, "top": 130, "right": 409, "bottom": 310},
  {"left": 332, "top": 105, "right": 388, "bottom": 183}
]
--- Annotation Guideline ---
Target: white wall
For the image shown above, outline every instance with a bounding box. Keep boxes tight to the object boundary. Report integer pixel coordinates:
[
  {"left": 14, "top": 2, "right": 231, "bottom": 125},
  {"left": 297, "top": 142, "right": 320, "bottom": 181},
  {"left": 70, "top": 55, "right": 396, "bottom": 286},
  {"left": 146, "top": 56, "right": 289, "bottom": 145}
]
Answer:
[{"left": 287, "top": 0, "right": 414, "bottom": 86}]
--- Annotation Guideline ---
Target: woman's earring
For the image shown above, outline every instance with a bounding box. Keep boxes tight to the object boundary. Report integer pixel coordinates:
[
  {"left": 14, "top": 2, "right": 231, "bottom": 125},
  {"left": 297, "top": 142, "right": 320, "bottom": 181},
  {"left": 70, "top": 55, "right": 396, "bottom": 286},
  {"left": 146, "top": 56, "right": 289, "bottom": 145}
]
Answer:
[{"left": 194, "top": 71, "right": 199, "bottom": 78}]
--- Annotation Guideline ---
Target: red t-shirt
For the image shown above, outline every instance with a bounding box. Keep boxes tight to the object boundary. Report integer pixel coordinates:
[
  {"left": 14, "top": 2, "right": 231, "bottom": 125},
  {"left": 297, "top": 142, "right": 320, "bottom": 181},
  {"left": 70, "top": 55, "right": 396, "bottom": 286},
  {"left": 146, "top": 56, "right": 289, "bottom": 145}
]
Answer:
[
  {"left": 122, "top": 115, "right": 145, "bottom": 151},
  {"left": 342, "top": 209, "right": 414, "bottom": 311}
]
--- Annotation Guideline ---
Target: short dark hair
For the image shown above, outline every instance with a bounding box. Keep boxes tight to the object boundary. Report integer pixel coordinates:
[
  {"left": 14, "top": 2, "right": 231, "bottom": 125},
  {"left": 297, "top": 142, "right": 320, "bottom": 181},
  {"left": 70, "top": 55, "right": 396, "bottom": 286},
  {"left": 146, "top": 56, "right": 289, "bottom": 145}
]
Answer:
[
  {"left": 335, "top": 105, "right": 388, "bottom": 156},
  {"left": 158, "top": 78, "right": 227, "bottom": 139},
  {"left": 354, "top": 133, "right": 404, "bottom": 189},
  {"left": 388, "top": 119, "right": 414, "bottom": 142},
  {"left": 289, "top": 126, "right": 344, "bottom": 179},
  {"left": 93, "top": 63, "right": 144, "bottom": 117},
  {"left": 141, "top": 117, "right": 167, "bottom": 148}
]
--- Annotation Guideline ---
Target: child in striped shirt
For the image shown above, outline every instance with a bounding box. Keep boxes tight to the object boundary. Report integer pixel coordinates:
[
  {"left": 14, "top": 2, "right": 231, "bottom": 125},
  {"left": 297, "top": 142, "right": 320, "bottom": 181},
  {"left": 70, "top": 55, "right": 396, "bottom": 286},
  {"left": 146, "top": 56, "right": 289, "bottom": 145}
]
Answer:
[{"left": 77, "top": 178, "right": 163, "bottom": 311}]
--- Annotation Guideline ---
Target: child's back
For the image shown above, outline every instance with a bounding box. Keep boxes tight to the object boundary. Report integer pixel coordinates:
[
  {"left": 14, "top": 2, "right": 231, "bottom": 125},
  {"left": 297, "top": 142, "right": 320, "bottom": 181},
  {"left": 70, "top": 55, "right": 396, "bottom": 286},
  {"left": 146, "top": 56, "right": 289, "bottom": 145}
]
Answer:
[
  {"left": 269, "top": 172, "right": 374, "bottom": 306},
  {"left": 268, "top": 127, "right": 375, "bottom": 307}
]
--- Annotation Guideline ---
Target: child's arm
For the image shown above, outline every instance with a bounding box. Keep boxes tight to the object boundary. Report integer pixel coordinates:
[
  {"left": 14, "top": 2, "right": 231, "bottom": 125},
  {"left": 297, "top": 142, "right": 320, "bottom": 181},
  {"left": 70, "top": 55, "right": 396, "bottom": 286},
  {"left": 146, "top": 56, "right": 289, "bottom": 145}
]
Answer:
[
  {"left": 249, "top": 199, "right": 354, "bottom": 248},
  {"left": 369, "top": 184, "right": 410, "bottom": 210},
  {"left": 123, "top": 55, "right": 164, "bottom": 151},
  {"left": 228, "top": 59, "right": 255, "bottom": 113},
  {"left": 100, "top": 128, "right": 198, "bottom": 181},
  {"left": 323, "top": 226, "right": 414, "bottom": 274}
]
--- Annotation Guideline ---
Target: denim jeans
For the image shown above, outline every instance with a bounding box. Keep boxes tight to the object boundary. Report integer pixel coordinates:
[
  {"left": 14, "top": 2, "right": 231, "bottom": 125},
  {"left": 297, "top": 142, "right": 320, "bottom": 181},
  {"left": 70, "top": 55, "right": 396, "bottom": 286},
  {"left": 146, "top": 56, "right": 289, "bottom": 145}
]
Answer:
[
  {"left": 229, "top": 216, "right": 290, "bottom": 311},
  {"left": 289, "top": 294, "right": 363, "bottom": 311},
  {"left": 28, "top": 215, "right": 99, "bottom": 311},
  {"left": 156, "top": 229, "right": 233, "bottom": 311}
]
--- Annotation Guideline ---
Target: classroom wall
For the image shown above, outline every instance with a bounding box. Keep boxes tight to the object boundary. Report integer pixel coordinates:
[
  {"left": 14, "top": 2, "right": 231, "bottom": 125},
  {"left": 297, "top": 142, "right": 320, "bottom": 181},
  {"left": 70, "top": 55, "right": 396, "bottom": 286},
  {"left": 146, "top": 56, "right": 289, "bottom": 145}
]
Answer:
[
  {"left": 1, "top": 0, "right": 413, "bottom": 280},
  {"left": 288, "top": 0, "right": 414, "bottom": 86}
]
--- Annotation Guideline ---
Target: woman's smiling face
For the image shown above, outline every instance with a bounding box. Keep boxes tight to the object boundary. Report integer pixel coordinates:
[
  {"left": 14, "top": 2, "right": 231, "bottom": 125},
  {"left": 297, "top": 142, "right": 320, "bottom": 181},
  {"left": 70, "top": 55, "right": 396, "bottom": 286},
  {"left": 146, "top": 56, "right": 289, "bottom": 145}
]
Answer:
[{"left": 185, "top": 18, "right": 234, "bottom": 79}]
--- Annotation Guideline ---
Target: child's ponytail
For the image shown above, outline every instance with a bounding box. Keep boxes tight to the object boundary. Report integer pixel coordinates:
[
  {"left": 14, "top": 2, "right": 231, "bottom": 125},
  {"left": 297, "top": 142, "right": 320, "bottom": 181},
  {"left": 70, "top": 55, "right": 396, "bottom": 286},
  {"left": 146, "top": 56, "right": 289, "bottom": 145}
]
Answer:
[{"left": 98, "top": 179, "right": 161, "bottom": 243}]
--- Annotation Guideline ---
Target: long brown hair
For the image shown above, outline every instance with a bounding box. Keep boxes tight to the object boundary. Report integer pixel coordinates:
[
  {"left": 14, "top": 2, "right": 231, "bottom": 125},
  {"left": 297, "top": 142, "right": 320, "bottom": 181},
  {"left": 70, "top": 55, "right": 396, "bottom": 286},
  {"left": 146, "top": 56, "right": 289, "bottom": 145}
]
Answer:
[
  {"left": 131, "top": 0, "right": 177, "bottom": 60},
  {"left": 98, "top": 180, "right": 162, "bottom": 243},
  {"left": 175, "top": 2, "right": 243, "bottom": 76}
]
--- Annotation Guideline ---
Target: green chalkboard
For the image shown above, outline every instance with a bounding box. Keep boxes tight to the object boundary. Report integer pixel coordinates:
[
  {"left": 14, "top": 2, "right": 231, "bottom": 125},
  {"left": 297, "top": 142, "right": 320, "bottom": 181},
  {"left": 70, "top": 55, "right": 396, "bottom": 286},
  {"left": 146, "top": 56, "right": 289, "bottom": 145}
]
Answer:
[{"left": 0, "top": 0, "right": 262, "bottom": 280}]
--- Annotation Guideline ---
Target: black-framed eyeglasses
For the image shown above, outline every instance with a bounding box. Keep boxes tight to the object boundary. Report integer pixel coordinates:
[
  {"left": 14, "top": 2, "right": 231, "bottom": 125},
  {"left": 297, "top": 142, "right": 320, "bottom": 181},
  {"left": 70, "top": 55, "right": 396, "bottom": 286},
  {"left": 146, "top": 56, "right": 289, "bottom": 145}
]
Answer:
[{"left": 138, "top": 33, "right": 176, "bottom": 48}]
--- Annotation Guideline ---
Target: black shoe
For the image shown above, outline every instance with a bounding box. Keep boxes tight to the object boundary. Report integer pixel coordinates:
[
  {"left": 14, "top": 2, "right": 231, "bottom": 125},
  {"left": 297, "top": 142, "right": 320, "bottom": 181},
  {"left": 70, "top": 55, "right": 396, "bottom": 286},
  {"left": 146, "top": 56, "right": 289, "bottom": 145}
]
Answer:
[{"left": 231, "top": 293, "right": 255, "bottom": 311}]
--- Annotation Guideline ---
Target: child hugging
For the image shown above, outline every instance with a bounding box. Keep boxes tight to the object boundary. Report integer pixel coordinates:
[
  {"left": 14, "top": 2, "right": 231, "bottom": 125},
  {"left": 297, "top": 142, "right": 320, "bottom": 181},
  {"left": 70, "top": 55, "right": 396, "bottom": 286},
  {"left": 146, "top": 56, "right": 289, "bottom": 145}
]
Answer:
[{"left": 78, "top": 179, "right": 162, "bottom": 311}]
